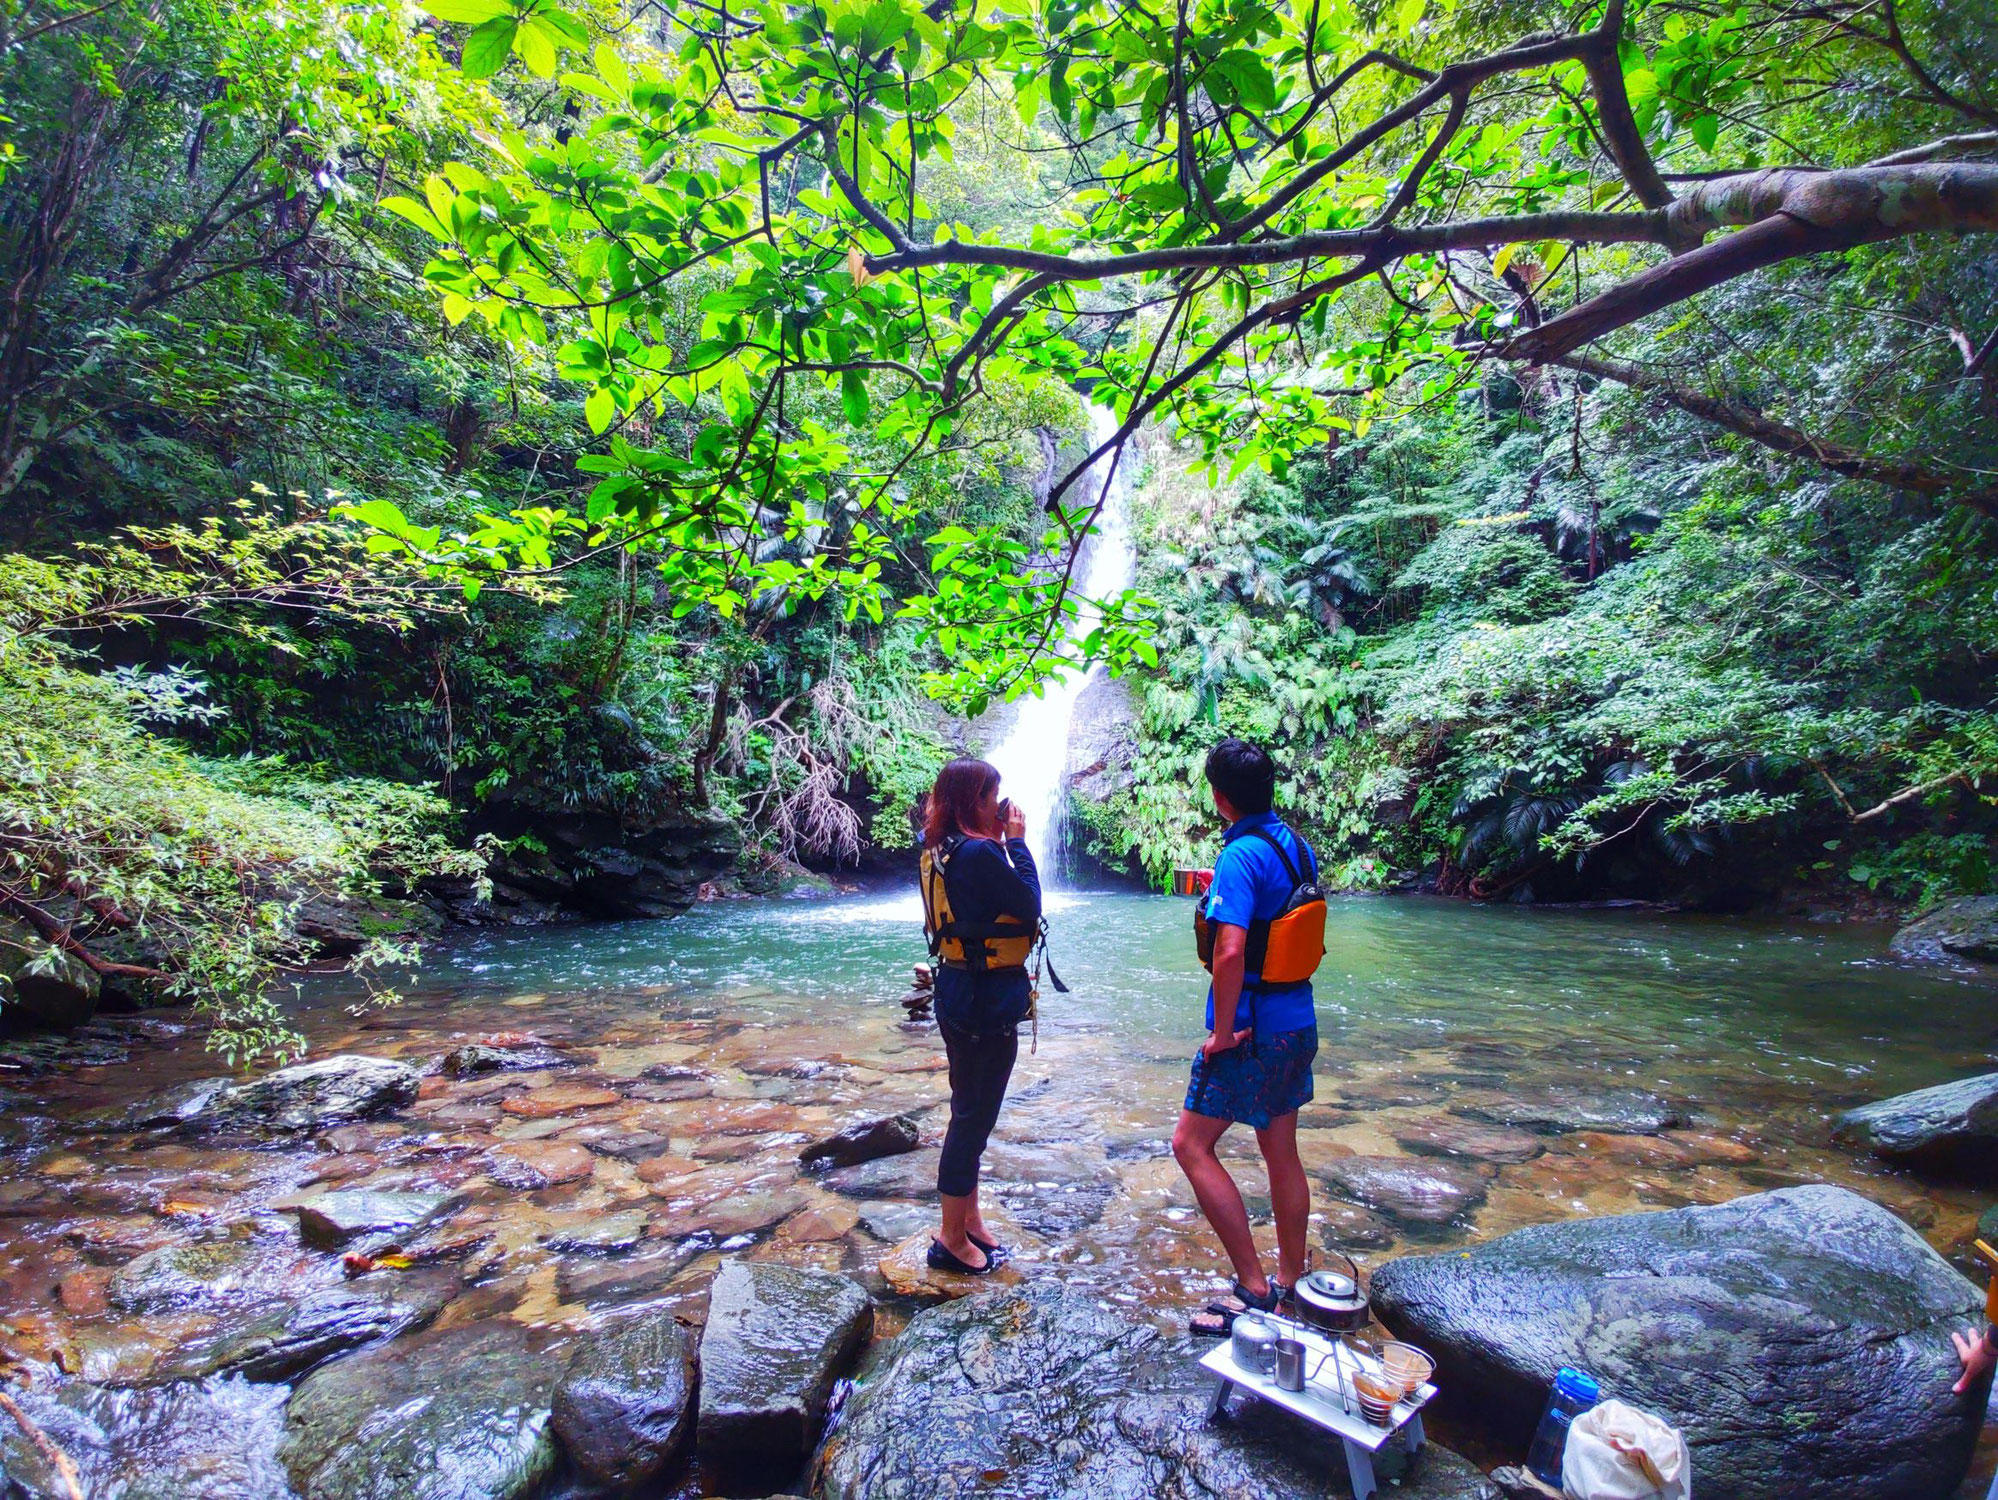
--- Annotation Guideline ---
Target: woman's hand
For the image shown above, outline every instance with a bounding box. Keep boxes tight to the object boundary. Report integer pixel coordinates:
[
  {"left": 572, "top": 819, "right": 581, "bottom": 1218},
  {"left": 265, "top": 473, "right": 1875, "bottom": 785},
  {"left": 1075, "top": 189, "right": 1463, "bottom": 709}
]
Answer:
[
  {"left": 1952, "top": 1325, "right": 1997, "bottom": 1395},
  {"left": 1003, "top": 801, "right": 1026, "bottom": 840},
  {"left": 1201, "top": 1027, "right": 1253, "bottom": 1059}
]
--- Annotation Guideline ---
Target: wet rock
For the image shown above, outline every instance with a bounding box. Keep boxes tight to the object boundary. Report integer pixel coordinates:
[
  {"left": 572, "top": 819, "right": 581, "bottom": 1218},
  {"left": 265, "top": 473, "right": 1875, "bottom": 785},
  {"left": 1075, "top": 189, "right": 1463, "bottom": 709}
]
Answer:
[
  {"left": 296, "top": 894, "right": 441, "bottom": 960},
  {"left": 1396, "top": 1117, "right": 1545, "bottom": 1165},
  {"left": 543, "top": 1211, "right": 648, "bottom": 1256},
  {"left": 293, "top": 1188, "right": 459, "bottom": 1250},
  {"left": 556, "top": 1243, "right": 702, "bottom": 1306},
  {"left": 1315, "top": 1156, "right": 1488, "bottom": 1228},
  {"left": 0, "top": 916, "right": 100, "bottom": 1029},
  {"left": 652, "top": 1189, "right": 805, "bottom": 1242},
  {"left": 170, "top": 1272, "right": 457, "bottom": 1383},
  {"left": 1833, "top": 1072, "right": 1998, "bottom": 1175},
  {"left": 1452, "top": 1087, "right": 1688, "bottom": 1136},
  {"left": 280, "top": 1319, "right": 563, "bottom": 1500},
  {"left": 1, "top": 1373, "right": 293, "bottom": 1499},
  {"left": 571, "top": 1128, "right": 673, "bottom": 1162},
  {"left": 799, "top": 1113, "right": 921, "bottom": 1173},
  {"left": 822, "top": 1148, "right": 941, "bottom": 1200},
  {"left": 818, "top": 1280, "right": 1495, "bottom": 1500},
  {"left": 1335, "top": 1077, "right": 1449, "bottom": 1109},
  {"left": 489, "top": 1140, "right": 596, "bottom": 1189},
  {"left": 108, "top": 1239, "right": 285, "bottom": 1315},
  {"left": 774, "top": 1202, "right": 860, "bottom": 1243},
  {"left": 442, "top": 1042, "right": 577, "bottom": 1077},
  {"left": 551, "top": 1316, "right": 697, "bottom": 1493},
  {"left": 1316, "top": 1200, "right": 1397, "bottom": 1251},
  {"left": 696, "top": 1260, "right": 872, "bottom": 1487},
  {"left": 1370, "top": 1184, "right": 1984, "bottom": 1500},
  {"left": 500, "top": 1082, "right": 622, "bottom": 1119},
  {"left": 100, "top": 1055, "right": 422, "bottom": 1137},
  {"left": 1104, "top": 1133, "right": 1172, "bottom": 1162},
  {"left": 853, "top": 1201, "right": 929, "bottom": 1243},
  {"left": 1891, "top": 895, "right": 1998, "bottom": 964}
]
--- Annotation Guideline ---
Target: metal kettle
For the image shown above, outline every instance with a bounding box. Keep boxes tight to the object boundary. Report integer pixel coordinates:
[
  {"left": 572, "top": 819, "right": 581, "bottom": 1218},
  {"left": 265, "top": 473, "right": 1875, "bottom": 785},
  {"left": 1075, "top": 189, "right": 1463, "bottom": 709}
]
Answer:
[{"left": 1293, "top": 1252, "right": 1370, "bottom": 1333}]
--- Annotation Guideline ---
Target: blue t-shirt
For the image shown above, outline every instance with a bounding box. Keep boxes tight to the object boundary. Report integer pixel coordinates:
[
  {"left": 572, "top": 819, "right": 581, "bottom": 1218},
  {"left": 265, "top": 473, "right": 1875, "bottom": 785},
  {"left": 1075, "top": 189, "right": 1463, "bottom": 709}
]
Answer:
[{"left": 1203, "top": 811, "right": 1317, "bottom": 1034}]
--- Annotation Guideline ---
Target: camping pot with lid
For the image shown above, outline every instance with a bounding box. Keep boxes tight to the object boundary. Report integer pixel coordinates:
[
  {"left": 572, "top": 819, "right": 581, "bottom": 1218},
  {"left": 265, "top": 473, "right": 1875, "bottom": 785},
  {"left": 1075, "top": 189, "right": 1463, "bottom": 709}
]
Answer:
[{"left": 1293, "top": 1253, "right": 1370, "bottom": 1333}]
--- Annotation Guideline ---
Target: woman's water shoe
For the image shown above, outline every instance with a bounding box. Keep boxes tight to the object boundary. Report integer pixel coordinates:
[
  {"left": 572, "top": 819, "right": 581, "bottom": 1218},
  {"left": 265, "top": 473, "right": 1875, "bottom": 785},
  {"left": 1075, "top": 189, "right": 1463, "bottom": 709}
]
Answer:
[
  {"left": 968, "top": 1230, "right": 1009, "bottom": 1263},
  {"left": 926, "top": 1238, "right": 996, "bottom": 1275}
]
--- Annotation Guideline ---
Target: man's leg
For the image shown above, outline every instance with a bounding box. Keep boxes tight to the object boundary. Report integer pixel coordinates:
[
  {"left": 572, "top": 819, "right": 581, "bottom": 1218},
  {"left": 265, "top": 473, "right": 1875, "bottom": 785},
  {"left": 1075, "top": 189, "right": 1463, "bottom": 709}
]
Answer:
[
  {"left": 1254, "top": 1110, "right": 1309, "bottom": 1289},
  {"left": 1173, "top": 1108, "right": 1269, "bottom": 1298}
]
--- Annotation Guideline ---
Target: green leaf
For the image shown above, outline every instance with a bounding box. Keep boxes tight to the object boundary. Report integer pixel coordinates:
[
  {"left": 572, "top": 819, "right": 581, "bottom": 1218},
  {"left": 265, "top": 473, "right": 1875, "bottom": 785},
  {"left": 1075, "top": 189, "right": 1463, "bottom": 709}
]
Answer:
[
  {"left": 514, "top": 17, "right": 559, "bottom": 76},
  {"left": 423, "top": 0, "right": 512, "bottom": 21},
  {"left": 841, "top": 368, "right": 869, "bottom": 427},
  {"left": 584, "top": 386, "right": 616, "bottom": 434},
  {"left": 461, "top": 17, "right": 517, "bottom": 76},
  {"left": 1690, "top": 113, "right": 1719, "bottom": 152}
]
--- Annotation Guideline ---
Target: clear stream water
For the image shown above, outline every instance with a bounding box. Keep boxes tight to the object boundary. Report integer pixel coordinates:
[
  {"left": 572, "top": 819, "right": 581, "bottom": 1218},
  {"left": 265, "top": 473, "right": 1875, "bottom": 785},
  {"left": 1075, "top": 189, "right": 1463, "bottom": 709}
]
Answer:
[{"left": 4, "top": 889, "right": 1998, "bottom": 1493}]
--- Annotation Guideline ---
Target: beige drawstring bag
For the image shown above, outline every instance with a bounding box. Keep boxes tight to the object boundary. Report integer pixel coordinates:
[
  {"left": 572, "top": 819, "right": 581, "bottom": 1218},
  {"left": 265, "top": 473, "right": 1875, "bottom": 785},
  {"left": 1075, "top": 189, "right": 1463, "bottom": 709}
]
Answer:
[{"left": 1560, "top": 1398, "right": 1692, "bottom": 1500}]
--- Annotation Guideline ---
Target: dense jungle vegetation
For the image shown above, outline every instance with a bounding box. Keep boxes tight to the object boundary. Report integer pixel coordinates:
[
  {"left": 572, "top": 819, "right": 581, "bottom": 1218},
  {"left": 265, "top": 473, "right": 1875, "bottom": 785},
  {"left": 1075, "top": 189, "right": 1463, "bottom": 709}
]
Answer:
[{"left": 0, "top": 0, "right": 1991, "bottom": 1055}]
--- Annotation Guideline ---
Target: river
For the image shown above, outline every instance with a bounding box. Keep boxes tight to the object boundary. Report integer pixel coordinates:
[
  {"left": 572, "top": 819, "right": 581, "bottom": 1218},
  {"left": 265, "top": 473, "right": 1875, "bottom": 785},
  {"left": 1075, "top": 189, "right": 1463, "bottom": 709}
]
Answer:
[{"left": 3, "top": 888, "right": 1996, "bottom": 1494}]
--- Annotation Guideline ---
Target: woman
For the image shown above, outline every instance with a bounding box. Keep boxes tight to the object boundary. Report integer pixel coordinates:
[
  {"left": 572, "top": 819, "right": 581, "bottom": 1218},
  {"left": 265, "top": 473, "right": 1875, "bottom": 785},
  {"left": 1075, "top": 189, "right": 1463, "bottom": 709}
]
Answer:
[{"left": 917, "top": 758, "right": 1039, "bottom": 1274}]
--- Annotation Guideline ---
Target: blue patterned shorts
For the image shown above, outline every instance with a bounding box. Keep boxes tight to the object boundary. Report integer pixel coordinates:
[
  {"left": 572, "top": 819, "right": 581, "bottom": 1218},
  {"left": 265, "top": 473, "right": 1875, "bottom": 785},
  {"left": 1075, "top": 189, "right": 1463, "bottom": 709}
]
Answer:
[{"left": 1184, "top": 1025, "right": 1318, "bottom": 1129}]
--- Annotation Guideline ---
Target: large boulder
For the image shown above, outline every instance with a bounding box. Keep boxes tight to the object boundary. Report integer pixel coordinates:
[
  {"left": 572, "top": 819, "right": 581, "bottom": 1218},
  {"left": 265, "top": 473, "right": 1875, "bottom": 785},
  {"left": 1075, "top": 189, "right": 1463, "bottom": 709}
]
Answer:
[
  {"left": 97, "top": 1054, "right": 420, "bottom": 1137},
  {"left": 550, "top": 1315, "right": 697, "bottom": 1493},
  {"left": 696, "top": 1260, "right": 872, "bottom": 1490},
  {"left": 817, "top": 1280, "right": 1495, "bottom": 1500},
  {"left": 0, "top": 916, "right": 100, "bottom": 1030},
  {"left": 279, "top": 1320, "right": 563, "bottom": 1500},
  {"left": 1891, "top": 895, "right": 1998, "bottom": 963},
  {"left": 1369, "top": 1185, "right": 1984, "bottom": 1500},
  {"left": 1834, "top": 1072, "right": 1998, "bottom": 1174}
]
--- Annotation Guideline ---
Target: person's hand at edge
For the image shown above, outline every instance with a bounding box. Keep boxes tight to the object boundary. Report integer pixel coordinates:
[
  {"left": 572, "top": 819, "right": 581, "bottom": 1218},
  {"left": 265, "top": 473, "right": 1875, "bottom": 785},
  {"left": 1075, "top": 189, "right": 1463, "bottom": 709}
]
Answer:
[
  {"left": 1004, "top": 802, "right": 1026, "bottom": 841},
  {"left": 1201, "top": 1027, "right": 1253, "bottom": 1059},
  {"left": 1952, "top": 1325, "right": 1996, "bottom": 1395}
]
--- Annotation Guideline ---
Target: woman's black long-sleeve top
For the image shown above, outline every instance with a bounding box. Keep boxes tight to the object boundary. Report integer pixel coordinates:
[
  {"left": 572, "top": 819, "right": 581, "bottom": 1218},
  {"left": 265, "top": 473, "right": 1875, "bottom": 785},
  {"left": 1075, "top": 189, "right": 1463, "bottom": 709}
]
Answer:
[{"left": 932, "top": 836, "right": 1040, "bottom": 1034}]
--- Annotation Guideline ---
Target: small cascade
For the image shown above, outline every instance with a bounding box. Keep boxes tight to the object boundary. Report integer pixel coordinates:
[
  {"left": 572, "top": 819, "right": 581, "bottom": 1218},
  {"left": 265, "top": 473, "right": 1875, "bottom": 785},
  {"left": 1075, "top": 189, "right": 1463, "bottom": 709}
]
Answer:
[{"left": 986, "top": 406, "right": 1137, "bottom": 885}]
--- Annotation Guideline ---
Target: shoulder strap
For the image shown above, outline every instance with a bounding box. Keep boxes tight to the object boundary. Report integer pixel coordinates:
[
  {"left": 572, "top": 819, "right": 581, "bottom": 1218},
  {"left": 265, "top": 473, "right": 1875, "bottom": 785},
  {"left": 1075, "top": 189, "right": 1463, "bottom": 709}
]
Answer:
[{"left": 1243, "top": 825, "right": 1303, "bottom": 888}]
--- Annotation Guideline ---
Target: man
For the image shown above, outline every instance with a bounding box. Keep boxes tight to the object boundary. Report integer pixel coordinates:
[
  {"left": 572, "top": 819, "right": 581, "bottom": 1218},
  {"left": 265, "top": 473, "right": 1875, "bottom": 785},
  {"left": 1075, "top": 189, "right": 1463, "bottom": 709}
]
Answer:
[{"left": 1173, "top": 736, "right": 1321, "bottom": 1331}]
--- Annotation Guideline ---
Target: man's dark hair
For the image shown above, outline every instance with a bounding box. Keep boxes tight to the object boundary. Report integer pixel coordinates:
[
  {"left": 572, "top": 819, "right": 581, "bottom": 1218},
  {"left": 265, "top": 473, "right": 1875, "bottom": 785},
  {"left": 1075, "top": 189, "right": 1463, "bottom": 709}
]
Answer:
[{"left": 1205, "top": 737, "right": 1277, "bottom": 815}]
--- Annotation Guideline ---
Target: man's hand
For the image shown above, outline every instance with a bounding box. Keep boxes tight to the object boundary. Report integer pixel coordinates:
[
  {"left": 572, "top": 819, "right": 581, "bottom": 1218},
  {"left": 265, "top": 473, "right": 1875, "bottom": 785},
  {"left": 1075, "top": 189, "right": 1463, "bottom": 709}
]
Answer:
[
  {"left": 1201, "top": 1027, "right": 1253, "bottom": 1059},
  {"left": 1953, "top": 1326, "right": 1997, "bottom": 1395}
]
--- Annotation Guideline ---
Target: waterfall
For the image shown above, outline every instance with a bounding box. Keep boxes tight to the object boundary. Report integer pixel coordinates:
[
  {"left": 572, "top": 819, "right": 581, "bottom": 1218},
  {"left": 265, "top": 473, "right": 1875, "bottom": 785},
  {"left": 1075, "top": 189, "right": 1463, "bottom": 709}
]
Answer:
[{"left": 986, "top": 406, "right": 1137, "bottom": 885}]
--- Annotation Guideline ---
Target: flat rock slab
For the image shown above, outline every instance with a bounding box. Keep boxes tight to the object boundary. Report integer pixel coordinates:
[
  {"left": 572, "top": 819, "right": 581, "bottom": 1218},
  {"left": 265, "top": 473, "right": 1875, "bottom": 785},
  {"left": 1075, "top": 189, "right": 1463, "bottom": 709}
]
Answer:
[
  {"left": 500, "top": 1083, "right": 622, "bottom": 1119},
  {"left": 167, "top": 1272, "right": 457, "bottom": 1383},
  {"left": 818, "top": 1280, "right": 1495, "bottom": 1500},
  {"left": 822, "top": 1148, "right": 941, "bottom": 1200},
  {"left": 652, "top": 1188, "right": 806, "bottom": 1242},
  {"left": 878, "top": 1230, "right": 1025, "bottom": 1301},
  {"left": 108, "top": 1239, "right": 300, "bottom": 1315},
  {"left": 1315, "top": 1155, "right": 1489, "bottom": 1227},
  {"left": 279, "top": 1319, "right": 563, "bottom": 1500},
  {"left": 1833, "top": 1071, "right": 1998, "bottom": 1174},
  {"left": 1451, "top": 1087, "right": 1688, "bottom": 1136},
  {"left": 696, "top": 1259, "right": 873, "bottom": 1489},
  {"left": 293, "top": 1189, "right": 459, "bottom": 1250},
  {"left": 1891, "top": 895, "right": 1998, "bottom": 964},
  {"left": 551, "top": 1315, "right": 696, "bottom": 1493},
  {"left": 854, "top": 1201, "right": 930, "bottom": 1243},
  {"left": 544, "top": 1210, "right": 648, "bottom": 1256},
  {"left": 1396, "top": 1117, "right": 1545, "bottom": 1165},
  {"left": 800, "top": 1113, "right": 921, "bottom": 1172},
  {"left": 1316, "top": 1200, "right": 1397, "bottom": 1251},
  {"left": 488, "top": 1141, "right": 595, "bottom": 1189},
  {"left": 1370, "top": 1184, "right": 1985, "bottom": 1500}
]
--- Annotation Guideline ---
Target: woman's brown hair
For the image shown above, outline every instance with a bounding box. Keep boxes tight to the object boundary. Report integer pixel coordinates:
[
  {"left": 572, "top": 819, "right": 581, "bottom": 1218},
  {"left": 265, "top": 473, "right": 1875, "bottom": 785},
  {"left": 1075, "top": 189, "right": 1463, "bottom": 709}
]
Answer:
[{"left": 923, "top": 758, "right": 1000, "bottom": 848}]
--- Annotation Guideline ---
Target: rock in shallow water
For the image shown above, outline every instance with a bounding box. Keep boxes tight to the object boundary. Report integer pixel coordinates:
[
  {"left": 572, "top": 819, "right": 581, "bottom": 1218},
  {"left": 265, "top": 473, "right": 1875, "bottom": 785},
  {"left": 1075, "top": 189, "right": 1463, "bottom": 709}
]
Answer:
[
  {"left": 1369, "top": 1184, "right": 1984, "bottom": 1500},
  {"left": 1314, "top": 1156, "right": 1489, "bottom": 1227},
  {"left": 1395, "top": 1117, "right": 1545, "bottom": 1165},
  {"left": 1833, "top": 1071, "right": 1998, "bottom": 1175},
  {"left": 696, "top": 1260, "right": 872, "bottom": 1488},
  {"left": 1890, "top": 895, "right": 1998, "bottom": 963},
  {"left": 1, "top": 1374, "right": 292, "bottom": 1499},
  {"left": 800, "top": 1113, "right": 921, "bottom": 1172},
  {"left": 817, "top": 1280, "right": 1494, "bottom": 1500},
  {"left": 292, "top": 1188, "right": 459, "bottom": 1250},
  {"left": 280, "top": 1320, "right": 563, "bottom": 1500},
  {"left": 166, "top": 1271, "right": 458, "bottom": 1383},
  {"left": 1451, "top": 1087, "right": 1687, "bottom": 1136},
  {"left": 94, "top": 1054, "right": 420, "bottom": 1136},
  {"left": 550, "top": 1315, "right": 697, "bottom": 1493}
]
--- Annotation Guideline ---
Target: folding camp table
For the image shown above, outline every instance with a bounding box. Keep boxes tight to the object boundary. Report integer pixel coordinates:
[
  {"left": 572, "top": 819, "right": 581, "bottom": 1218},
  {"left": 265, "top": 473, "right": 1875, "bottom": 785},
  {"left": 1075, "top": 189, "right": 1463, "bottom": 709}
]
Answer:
[{"left": 1200, "top": 1321, "right": 1436, "bottom": 1500}]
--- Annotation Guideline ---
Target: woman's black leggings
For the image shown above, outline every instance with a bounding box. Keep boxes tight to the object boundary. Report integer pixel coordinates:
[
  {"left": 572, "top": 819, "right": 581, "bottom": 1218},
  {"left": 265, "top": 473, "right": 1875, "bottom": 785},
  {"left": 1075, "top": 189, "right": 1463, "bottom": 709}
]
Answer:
[{"left": 936, "top": 1014, "right": 1019, "bottom": 1197}]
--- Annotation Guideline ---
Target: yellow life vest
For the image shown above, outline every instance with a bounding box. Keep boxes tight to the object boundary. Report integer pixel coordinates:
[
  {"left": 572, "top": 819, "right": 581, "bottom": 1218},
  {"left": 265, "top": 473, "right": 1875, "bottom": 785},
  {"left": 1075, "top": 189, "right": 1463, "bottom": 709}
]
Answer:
[
  {"left": 919, "top": 835, "right": 1037, "bottom": 972},
  {"left": 1193, "top": 824, "right": 1327, "bottom": 986}
]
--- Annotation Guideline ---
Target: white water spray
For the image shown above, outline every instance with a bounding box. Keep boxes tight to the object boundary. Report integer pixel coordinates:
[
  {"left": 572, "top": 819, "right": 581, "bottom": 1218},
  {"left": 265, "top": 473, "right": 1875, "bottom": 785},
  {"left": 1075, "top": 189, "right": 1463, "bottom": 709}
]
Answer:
[{"left": 986, "top": 406, "right": 1137, "bottom": 885}]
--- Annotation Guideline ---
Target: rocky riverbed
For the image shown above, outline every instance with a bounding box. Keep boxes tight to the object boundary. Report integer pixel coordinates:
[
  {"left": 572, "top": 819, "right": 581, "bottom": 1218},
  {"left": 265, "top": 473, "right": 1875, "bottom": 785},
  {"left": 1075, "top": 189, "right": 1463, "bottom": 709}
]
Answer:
[{"left": 1, "top": 891, "right": 1996, "bottom": 1495}]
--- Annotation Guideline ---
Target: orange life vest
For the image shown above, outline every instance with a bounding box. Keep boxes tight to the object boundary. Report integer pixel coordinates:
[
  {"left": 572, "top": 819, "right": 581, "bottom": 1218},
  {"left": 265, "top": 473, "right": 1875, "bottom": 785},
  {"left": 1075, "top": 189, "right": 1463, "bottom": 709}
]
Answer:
[{"left": 1193, "top": 825, "right": 1327, "bottom": 985}]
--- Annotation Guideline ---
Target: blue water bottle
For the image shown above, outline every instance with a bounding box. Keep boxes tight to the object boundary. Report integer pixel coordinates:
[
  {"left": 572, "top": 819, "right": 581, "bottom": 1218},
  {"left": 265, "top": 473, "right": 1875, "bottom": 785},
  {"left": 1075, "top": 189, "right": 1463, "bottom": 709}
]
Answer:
[{"left": 1525, "top": 1367, "right": 1601, "bottom": 1486}]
